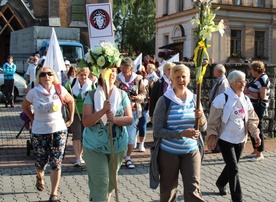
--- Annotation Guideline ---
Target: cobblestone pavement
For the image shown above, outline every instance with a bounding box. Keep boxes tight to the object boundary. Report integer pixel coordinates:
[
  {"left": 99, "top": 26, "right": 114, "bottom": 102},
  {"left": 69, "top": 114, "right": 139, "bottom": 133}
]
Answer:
[{"left": 1, "top": 97, "right": 276, "bottom": 202}]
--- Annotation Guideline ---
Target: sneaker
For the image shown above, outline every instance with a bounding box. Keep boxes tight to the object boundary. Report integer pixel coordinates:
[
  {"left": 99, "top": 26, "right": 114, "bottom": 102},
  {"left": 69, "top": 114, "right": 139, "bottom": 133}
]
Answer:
[
  {"left": 250, "top": 154, "right": 264, "bottom": 162},
  {"left": 139, "top": 144, "right": 146, "bottom": 152},
  {"left": 73, "top": 160, "right": 81, "bottom": 167},
  {"left": 245, "top": 153, "right": 256, "bottom": 158},
  {"left": 80, "top": 158, "right": 85, "bottom": 164}
]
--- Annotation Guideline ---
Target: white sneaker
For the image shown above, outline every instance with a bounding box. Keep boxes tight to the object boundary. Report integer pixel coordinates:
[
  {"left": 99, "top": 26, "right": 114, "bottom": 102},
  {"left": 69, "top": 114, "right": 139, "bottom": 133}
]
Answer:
[
  {"left": 250, "top": 154, "right": 264, "bottom": 162},
  {"left": 73, "top": 160, "right": 81, "bottom": 167},
  {"left": 80, "top": 158, "right": 85, "bottom": 164},
  {"left": 139, "top": 144, "right": 146, "bottom": 152}
]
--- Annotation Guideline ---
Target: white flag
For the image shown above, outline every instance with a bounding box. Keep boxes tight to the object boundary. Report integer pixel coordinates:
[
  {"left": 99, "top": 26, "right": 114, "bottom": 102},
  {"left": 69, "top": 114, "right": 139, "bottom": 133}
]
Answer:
[
  {"left": 43, "top": 28, "right": 65, "bottom": 83},
  {"left": 158, "top": 53, "right": 179, "bottom": 76},
  {"left": 134, "top": 53, "right": 143, "bottom": 72}
]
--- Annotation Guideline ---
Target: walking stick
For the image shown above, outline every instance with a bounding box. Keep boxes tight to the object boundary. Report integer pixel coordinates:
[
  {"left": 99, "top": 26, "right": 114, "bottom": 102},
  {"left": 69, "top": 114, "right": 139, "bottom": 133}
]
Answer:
[
  {"left": 195, "top": 83, "right": 202, "bottom": 130},
  {"left": 102, "top": 73, "right": 119, "bottom": 202}
]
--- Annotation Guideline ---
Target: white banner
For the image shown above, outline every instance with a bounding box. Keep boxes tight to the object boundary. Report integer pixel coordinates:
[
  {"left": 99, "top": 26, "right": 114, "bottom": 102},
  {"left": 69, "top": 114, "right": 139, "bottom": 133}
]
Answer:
[
  {"left": 158, "top": 53, "right": 179, "bottom": 76},
  {"left": 134, "top": 53, "right": 143, "bottom": 72},
  {"left": 43, "top": 28, "right": 65, "bottom": 83},
  {"left": 86, "top": 3, "right": 114, "bottom": 49}
]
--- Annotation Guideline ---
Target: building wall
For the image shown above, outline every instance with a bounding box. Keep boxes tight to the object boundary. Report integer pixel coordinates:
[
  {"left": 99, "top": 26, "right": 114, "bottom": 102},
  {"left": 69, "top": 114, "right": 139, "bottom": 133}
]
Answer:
[
  {"left": 155, "top": 1, "right": 276, "bottom": 64},
  {"left": 182, "top": 62, "right": 276, "bottom": 137}
]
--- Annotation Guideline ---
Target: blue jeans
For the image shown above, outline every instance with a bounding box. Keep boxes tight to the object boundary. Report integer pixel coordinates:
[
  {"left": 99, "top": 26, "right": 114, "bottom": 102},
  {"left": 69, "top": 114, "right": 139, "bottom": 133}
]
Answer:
[{"left": 137, "top": 112, "right": 149, "bottom": 137}]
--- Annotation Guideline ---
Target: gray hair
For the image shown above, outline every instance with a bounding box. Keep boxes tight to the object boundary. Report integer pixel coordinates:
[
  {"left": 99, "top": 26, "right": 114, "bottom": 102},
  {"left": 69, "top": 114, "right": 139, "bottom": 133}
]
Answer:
[
  {"left": 214, "top": 64, "right": 226, "bottom": 74},
  {"left": 227, "top": 70, "right": 245, "bottom": 84}
]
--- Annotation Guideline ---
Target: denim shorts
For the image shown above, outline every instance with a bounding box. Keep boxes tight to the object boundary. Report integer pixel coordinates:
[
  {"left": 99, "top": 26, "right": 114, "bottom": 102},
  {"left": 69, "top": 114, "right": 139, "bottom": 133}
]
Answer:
[{"left": 126, "top": 110, "right": 139, "bottom": 144}]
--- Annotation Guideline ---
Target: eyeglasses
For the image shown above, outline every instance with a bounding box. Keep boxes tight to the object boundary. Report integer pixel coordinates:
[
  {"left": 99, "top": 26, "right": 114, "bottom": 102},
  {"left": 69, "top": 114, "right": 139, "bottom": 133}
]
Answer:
[
  {"left": 39, "top": 72, "right": 53, "bottom": 77},
  {"left": 235, "top": 80, "right": 247, "bottom": 85}
]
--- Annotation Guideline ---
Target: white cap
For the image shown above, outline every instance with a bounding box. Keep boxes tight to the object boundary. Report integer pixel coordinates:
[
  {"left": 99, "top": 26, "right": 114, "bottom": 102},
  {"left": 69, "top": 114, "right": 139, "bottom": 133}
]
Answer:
[{"left": 65, "top": 60, "right": 70, "bottom": 65}]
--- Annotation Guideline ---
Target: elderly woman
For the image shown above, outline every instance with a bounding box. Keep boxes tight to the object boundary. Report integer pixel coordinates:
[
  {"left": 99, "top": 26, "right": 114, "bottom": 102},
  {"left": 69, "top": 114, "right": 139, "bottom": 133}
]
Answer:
[
  {"left": 65, "top": 67, "right": 93, "bottom": 167},
  {"left": 117, "top": 57, "right": 147, "bottom": 169},
  {"left": 244, "top": 61, "right": 270, "bottom": 161},
  {"left": 152, "top": 64, "right": 206, "bottom": 202},
  {"left": 207, "top": 70, "right": 261, "bottom": 202},
  {"left": 22, "top": 66, "right": 74, "bottom": 202},
  {"left": 82, "top": 66, "right": 133, "bottom": 201}
]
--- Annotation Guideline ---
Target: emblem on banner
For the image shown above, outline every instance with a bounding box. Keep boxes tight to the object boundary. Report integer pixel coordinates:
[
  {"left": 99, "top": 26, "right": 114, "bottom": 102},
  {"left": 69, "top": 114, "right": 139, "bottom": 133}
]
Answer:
[{"left": 90, "top": 9, "right": 110, "bottom": 30}]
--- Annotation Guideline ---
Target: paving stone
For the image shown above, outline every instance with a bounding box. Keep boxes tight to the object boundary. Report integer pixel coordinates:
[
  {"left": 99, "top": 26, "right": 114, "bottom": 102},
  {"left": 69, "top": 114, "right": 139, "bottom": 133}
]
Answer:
[{"left": 1, "top": 99, "right": 276, "bottom": 202}]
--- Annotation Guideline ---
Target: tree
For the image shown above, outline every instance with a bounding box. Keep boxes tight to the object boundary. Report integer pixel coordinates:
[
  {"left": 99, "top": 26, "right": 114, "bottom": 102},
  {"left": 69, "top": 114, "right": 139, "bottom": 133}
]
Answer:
[{"left": 113, "top": 0, "right": 155, "bottom": 56}]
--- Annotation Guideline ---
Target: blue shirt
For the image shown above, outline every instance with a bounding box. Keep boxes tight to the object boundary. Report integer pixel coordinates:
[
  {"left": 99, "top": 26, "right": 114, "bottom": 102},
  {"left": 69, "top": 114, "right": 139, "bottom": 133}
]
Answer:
[{"left": 2, "top": 62, "right": 16, "bottom": 80}]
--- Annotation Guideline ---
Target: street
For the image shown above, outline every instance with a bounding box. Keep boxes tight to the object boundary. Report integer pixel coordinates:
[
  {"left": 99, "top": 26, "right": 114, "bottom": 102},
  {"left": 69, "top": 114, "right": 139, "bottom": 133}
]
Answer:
[{"left": 1, "top": 97, "right": 276, "bottom": 202}]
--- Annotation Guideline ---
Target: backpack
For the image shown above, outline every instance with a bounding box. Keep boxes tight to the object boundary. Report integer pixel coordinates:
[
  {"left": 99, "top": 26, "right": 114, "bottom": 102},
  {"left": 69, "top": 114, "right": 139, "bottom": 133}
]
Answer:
[{"left": 139, "top": 79, "right": 149, "bottom": 111}]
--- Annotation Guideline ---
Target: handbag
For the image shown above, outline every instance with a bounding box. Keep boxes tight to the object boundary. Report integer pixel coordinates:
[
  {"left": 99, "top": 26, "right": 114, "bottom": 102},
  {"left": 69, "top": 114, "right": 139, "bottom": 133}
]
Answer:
[{"left": 54, "top": 84, "right": 70, "bottom": 123}]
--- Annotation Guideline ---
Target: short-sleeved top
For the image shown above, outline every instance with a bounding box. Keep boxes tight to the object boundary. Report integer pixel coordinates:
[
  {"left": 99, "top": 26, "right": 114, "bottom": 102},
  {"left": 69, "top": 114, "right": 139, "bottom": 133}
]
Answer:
[
  {"left": 26, "top": 63, "right": 37, "bottom": 84},
  {"left": 82, "top": 90, "right": 130, "bottom": 154},
  {"left": 26, "top": 85, "right": 68, "bottom": 134},
  {"left": 247, "top": 73, "right": 270, "bottom": 104}
]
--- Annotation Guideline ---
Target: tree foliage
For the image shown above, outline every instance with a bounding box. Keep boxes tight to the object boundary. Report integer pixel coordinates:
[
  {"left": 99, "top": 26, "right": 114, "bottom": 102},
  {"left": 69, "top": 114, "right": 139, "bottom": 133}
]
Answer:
[{"left": 113, "top": 0, "right": 156, "bottom": 56}]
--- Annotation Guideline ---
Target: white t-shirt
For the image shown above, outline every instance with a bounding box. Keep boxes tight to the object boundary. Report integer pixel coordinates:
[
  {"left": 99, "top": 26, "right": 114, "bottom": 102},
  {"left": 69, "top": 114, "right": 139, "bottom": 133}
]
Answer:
[
  {"left": 26, "top": 85, "right": 68, "bottom": 134},
  {"left": 220, "top": 100, "right": 246, "bottom": 144},
  {"left": 26, "top": 63, "right": 37, "bottom": 84}
]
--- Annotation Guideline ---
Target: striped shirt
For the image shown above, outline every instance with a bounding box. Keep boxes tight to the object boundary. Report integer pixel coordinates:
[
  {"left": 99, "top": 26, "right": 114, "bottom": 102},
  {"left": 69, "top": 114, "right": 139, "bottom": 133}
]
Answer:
[
  {"left": 247, "top": 73, "right": 270, "bottom": 105},
  {"left": 160, "top": 100, "right": 198, "bottom": 155}
]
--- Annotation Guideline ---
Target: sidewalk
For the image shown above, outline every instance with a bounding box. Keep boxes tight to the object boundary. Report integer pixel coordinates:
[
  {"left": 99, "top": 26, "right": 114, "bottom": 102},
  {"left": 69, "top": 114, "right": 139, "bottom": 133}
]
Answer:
[{"left": 1, "top": 97, "right": 276, "bottom": 202}]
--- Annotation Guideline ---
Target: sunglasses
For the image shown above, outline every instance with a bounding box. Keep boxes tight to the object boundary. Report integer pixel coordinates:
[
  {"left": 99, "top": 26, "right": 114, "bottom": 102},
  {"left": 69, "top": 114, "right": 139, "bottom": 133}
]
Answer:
[{"left": 39, "top": 72, "right": 53, "bottom": 77}]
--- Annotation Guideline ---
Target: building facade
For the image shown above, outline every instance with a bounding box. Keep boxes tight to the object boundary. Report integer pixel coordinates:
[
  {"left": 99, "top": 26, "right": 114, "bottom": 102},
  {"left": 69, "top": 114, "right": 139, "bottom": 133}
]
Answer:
[
  {"left": 155, "top": 0, "right": 276, "bottom": 64},
  {"left": 0, "top": 0, "right": 110, "bottom": 66}
]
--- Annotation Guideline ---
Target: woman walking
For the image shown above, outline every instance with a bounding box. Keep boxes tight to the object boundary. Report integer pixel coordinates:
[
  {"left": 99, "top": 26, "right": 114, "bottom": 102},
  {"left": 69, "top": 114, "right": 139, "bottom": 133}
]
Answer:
[
  {"left": 22, "top": 66, "right": 74, "bottom": 202},
  {"left": 207, "top": 70, "right": 261, "bottom": 202}
]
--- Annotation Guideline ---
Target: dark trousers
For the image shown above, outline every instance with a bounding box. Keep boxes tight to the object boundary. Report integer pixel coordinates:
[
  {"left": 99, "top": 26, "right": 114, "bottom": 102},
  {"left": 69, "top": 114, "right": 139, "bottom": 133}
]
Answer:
[
  {"left": 217, "top": 139, "right": 245, "bottom": 202},
  {"left": 4, "top": 79, "right": 14, "bottom": 105},
  {"left": 158, "top": 149, "right": 204, "bottom": 202},
  {"left": 250, "top": 102, "right": 265, "bottom": 152}
]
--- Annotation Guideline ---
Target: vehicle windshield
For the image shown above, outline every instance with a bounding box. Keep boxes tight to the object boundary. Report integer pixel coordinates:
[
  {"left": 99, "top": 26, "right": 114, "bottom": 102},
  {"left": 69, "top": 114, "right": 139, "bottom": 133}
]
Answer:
[{"left": 60, "top": 45, "right": 83, "bottom": 64}]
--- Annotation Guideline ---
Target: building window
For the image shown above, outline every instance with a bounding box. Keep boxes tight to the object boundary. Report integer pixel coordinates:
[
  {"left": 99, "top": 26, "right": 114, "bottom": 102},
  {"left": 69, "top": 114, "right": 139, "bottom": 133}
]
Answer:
[
  {"left": 177, "top": 0, "right": 184, "bottom": 12},
  {"left": 71, "top": 0, "right": 84, "bottom": 21},
  {"left": 163, "top": 0, "right": 169, "bottom": 15},
  {"left": 164, "top": 35, "right": 169, "bottom": 45},
  {"left": 255, "top": 31, "right": 265, "bottom": 58},
  {"left": 230, "top": 30, "right": 242, "bottom": 57},
  {"left": 233, "top": 0, "right": 241, "bottom": 5},
  {"left": 256, "top": 0, "right": 265, "bottom": 7}
]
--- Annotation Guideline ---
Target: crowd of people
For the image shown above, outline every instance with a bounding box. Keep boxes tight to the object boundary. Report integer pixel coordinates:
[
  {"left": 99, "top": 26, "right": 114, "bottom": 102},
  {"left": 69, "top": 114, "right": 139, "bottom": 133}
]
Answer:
[{"left": 1, "top": 51, "right": 271, "bottom": 202}]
